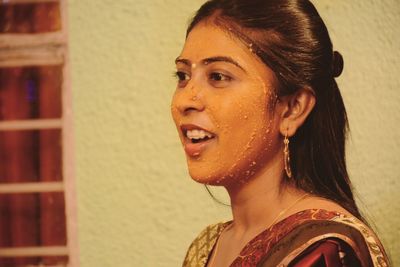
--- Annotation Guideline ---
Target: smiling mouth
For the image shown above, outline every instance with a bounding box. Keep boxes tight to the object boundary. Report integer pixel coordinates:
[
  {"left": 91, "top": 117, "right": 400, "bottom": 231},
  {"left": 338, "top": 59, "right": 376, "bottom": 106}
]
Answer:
[
  {"left": 180, "top": 125, "right": 216, "bottom": 156},
  {"left": 185, "top": 129, "right": 215, "bottom": 143},
  {"left": 180, "top": 124, "right": 216, "bottom": 144}
]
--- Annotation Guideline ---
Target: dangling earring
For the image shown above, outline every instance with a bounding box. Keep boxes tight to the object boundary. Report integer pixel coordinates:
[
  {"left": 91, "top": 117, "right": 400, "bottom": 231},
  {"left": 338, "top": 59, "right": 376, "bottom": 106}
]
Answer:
[{"left": 284, "top": 129, "right": 292, "bottom": 178}]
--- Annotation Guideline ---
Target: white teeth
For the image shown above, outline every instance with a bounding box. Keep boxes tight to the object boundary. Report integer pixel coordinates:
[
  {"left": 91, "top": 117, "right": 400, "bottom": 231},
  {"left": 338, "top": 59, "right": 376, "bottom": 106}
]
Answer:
[{"left": 186, "top": 129, "right": 213, "bottom": 140}]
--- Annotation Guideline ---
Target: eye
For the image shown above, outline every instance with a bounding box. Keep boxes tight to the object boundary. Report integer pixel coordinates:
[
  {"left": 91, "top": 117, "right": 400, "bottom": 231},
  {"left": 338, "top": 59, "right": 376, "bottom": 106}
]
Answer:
[
  {"left": 174, "top": 71, "right": 190, "bottom": 81},
  {"left": 174, "top": 71, "right": 190, "bottom": 87},
  {"left": 209, "top": 72, "right": 232, "bottom": 82}
]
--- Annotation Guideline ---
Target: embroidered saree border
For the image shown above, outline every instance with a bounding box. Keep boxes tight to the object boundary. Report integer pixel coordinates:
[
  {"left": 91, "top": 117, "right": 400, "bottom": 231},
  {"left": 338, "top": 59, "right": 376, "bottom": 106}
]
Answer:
[
  {"left": 331, "top": 215, "right": 389, "bottom": 267},
  {"left": 270, "top": 215, "right": 389, "bottom": 267},
  {"left": 182, "top": 222, "right": 227, "bottom": 267},
  {"left": 276, "top": 233, "right": 363, "bottom": 266},
  {"left": 231, "top": 209, "right": 338, "bottom": 266},
  {"left": 182, "top": 209, "right": 389, "bottom": 267},
  {"left": 261, "top": 221, "right": 372, "bottom": 266}
]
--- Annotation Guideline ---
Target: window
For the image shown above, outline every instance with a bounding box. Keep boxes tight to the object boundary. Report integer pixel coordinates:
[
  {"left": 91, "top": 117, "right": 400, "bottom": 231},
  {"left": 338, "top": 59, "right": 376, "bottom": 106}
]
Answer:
[{"left": 0, "top": 1, "right": 78, "bottom": 266}]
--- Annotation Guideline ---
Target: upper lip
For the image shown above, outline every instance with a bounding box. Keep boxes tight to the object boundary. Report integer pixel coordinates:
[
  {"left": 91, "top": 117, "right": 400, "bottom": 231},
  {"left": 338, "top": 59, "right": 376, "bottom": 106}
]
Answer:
[{"left": 180, "top": 124, "right": 216, "bottom": 138}]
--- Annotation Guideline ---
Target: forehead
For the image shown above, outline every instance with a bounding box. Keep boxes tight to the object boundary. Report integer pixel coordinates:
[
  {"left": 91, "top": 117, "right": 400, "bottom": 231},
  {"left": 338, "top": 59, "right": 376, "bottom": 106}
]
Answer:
[
  {"left": 179, "top": 22, "right": 277, "bottom": 86},
  {"left": 180, "top": 23, "right": 254, "bottom": 63}
]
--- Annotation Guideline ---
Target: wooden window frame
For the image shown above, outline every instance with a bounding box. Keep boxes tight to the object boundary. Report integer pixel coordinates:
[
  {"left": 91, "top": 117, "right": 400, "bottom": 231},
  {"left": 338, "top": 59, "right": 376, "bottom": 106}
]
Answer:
[{"left": 0, "top": 0, "right": 79, "bottom": 266}]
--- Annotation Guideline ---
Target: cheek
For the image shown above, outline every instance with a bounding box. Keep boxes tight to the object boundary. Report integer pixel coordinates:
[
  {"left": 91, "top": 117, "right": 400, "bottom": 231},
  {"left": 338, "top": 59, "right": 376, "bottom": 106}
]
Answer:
[
  {"left": 218, "top": 86, "right": 277, "bottom": 173},
  {"left": 170, "top": 93, "right": 181, "bottom": 124},
  {"left": 232, "top": 97, "right": 272, "bottom": 152},
  {"left": 216, "top": 93, "right": 267, "bottom": 137},
  {"left": 216, "top": 83, "right": 273, "bottom": 134}
]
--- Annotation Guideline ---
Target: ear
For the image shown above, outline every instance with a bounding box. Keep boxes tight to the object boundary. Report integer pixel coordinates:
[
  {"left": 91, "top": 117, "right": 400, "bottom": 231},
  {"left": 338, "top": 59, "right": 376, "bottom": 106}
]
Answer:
[{"left": 279, "top": 88, "right": 316, "bottom": 137}]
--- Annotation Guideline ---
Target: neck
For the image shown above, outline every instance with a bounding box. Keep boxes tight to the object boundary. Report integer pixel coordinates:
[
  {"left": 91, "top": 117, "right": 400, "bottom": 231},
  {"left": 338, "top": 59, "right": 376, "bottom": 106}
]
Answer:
[{"left": 224, "top": 156, "right": 304, "bottom": 237}]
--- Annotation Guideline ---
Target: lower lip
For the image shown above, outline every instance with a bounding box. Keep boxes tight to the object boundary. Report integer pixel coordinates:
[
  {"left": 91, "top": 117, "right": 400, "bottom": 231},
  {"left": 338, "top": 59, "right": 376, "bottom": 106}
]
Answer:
[{"left": 184, "top": 139, "right": 214, "bottom": 157}]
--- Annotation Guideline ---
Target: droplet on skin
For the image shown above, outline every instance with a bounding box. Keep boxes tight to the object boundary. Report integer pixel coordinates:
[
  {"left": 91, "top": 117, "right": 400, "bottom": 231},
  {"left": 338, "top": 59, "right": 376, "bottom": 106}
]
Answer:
[{"left": 185, "top": 76, "right": 278, "bottom": 187}]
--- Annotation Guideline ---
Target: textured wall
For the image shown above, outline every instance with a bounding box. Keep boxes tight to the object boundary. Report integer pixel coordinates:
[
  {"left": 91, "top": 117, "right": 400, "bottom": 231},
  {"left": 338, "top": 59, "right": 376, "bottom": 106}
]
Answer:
[{"left": 69, "top": 0, "right": 400, "bottom": 266}]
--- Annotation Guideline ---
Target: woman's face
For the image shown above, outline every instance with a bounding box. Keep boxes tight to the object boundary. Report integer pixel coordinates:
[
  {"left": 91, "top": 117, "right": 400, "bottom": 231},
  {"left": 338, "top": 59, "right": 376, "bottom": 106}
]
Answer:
[{"left": 171, "top": 23, "right": 282, "bottom": 185}]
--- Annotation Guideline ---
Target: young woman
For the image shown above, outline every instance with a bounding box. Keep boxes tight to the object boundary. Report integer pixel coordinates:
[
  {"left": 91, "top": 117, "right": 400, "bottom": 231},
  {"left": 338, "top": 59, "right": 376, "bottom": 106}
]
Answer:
[{"left": 171, "top": 0, "right": 390, "bottom": 266}]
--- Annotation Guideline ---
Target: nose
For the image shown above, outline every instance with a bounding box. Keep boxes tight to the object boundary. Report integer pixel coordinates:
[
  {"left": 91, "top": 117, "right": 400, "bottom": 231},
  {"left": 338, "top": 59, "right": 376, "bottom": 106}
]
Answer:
[{"left": 172, "top": 83, "right": 205, "bottom": 115}]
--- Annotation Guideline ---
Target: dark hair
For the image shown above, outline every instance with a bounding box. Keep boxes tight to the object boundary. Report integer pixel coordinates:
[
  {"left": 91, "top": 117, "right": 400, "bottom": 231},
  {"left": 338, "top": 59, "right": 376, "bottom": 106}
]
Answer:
[{"left": 187, "top": 0, "right": 363, "bottom": 220}]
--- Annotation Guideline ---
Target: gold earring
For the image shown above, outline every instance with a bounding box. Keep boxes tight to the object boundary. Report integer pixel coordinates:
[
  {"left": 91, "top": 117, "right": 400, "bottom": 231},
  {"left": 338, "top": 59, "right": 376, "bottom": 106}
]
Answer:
[{"left": 284, "top": 130, "right": 292, "bottom": 178}]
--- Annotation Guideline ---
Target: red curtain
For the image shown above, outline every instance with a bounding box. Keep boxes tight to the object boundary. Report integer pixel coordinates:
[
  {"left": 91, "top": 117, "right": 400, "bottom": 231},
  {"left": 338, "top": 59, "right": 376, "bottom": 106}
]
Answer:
[
  {"left": 0, "top": 3, "right": 67, "bottom": 265},
  {"left": 0, "top": 68, "right": 41, "bottom": 266},
  {"left": 38, "top": 66, "right": 66, "bottom": 265},
  {"left": 0, "top": 67, "right": 67, "bottom": 267},
  {"left": 0, "top": 2, "right": 60, "bottom": 34}
]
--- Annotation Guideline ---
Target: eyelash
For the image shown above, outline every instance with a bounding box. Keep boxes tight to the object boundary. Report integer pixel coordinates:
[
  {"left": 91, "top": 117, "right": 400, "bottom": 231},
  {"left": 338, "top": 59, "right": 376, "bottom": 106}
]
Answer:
[
  {"left": 173, "top": 71, "right": 233, "bottom": 87},
  {"left": 209, "top": 72, "right": 232, "bottom": 82},
  {"left": 174, "top": 71, "right": 190, "bottom": 82}
]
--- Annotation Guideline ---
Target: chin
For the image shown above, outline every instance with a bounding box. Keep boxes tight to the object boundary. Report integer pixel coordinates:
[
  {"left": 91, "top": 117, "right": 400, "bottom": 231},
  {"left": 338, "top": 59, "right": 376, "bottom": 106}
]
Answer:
[
  {"left": 188, "top": 170, "right": 216, "bottom": 185},
  {"left": 187, "top": 163, "right": 245, "bottom": 186},
  {"left": 187, "top": 166, "right": 226, "bottom": 185},
  {"left": 186, "top": 152, "right": 259, "bottom": 185},
  {"left": 187, "top": 158, "right": 265, "bottom": 187}
]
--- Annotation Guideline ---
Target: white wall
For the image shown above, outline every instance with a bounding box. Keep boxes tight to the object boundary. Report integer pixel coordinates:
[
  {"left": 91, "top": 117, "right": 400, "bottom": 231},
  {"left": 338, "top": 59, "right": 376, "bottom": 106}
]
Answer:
[{"left": 69, "top": 1, "right": 400, "bottom": 265}]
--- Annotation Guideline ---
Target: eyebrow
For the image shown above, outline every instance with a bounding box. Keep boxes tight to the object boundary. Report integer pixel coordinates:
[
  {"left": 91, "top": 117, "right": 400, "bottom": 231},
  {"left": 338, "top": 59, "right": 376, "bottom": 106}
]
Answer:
[{"left": 175, "top": 56, "right": 246, "bottom": 72}]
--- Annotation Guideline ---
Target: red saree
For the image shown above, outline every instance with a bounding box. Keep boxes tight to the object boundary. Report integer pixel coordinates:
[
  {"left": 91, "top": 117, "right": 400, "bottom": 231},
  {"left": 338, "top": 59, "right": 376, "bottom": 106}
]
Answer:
[{"left": 182, "top": 209, "right": 389, "bottom": 267}]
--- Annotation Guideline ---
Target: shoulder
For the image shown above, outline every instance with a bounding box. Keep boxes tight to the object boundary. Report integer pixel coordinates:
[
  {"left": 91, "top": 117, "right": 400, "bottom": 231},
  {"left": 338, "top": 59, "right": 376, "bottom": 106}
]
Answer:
[
  {"left": 182, "top": 222, "right": 228, "bottom": 267},
  {"left": 258, "top": 209, "right": 389, "bottom": 267}
]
